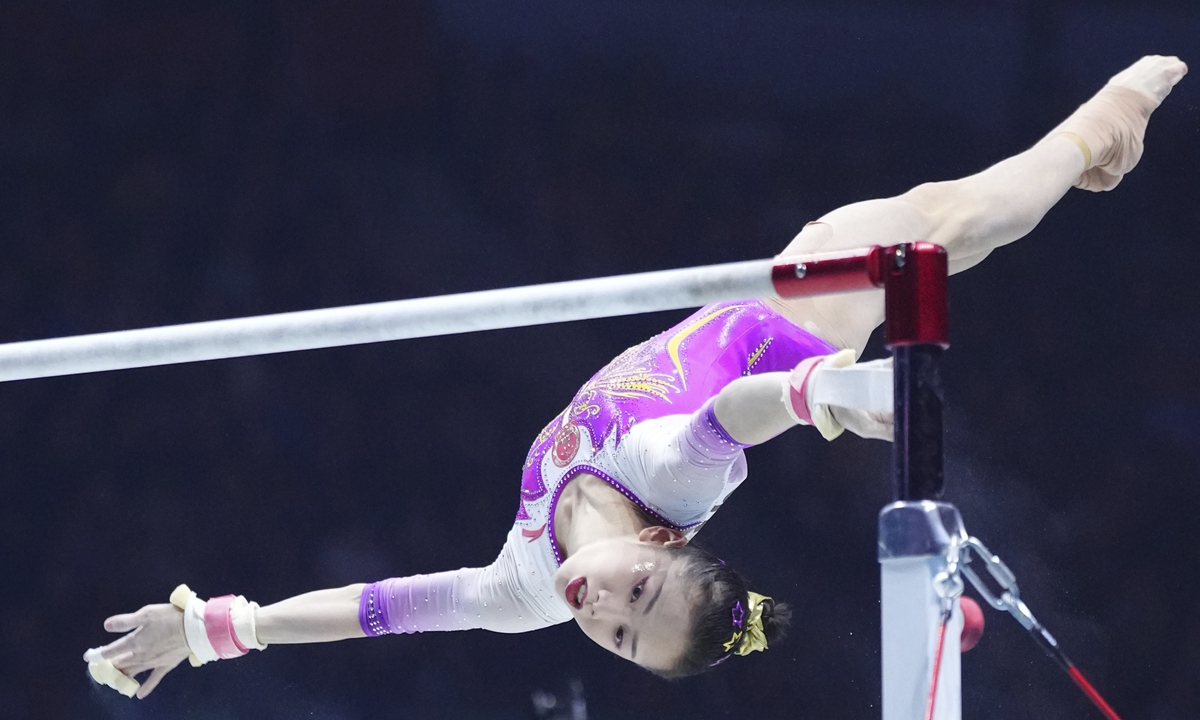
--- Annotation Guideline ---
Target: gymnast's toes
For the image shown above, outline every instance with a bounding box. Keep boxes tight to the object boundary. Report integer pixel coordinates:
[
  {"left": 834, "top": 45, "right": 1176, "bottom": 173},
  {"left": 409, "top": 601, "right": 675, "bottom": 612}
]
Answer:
[
  {"left": 1106, "top": 55, "right": 1188, "bottom": 107},
  {"left": 1054, "top": 55, "right": 1186, "bottom": 192}
]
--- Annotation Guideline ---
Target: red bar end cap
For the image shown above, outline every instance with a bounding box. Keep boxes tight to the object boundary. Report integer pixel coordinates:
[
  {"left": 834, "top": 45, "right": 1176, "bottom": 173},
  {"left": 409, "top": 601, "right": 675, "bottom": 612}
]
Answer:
[{"left": 883, "top": 242, "right": 949, "bottom": 348}]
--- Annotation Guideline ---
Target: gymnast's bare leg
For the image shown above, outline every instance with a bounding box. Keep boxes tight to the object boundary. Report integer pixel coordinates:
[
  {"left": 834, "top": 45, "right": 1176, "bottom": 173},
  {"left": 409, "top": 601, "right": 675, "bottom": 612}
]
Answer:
[{"left": 767, "top": 55, "right": 1188, "bottom": 355}]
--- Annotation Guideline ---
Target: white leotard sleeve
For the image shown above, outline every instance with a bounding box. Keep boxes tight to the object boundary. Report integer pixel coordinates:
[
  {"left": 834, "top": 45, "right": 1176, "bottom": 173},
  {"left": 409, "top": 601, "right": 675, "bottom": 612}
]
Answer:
[
  {"left": 607, "top": 397, "right": 751, "bottom": 529},
  {"left": 359, "top": 535, "right": 569, "bottom": 636}
]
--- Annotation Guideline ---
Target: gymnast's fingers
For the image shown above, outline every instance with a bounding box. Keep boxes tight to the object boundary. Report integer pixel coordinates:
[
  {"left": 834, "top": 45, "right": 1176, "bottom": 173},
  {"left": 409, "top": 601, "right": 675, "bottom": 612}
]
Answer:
[
  {"left": 87, "top": 657, "right": 140, "bottom": 698},
  {"left": 831, "top": 406, "right": 894, "bottom": 442},
  {"left": 870, "top": 412, "right": 894, "bottom": 442},
  {"left": 119, "top": 641, "right": 190, "bottom": 676},
  {"left": 112, "top": 627, "right": 143, "bottom": 652},
  {"left": 136, "top": 660, "right": 181, "bottom": 699},
  {"left": 84, "top": 628, "right": 145, "bottom": 666},
  {"left": 120, "top": 664, "right": 150, "bottom": 679},
  {"left": 105, "top": 650, "right": 135, "bottom": 669},
  {"left": 104, "top": 608, "right": 148, "bottom": 633},
  {"left": 118, "top": 657, "right": 159, "bottom": 677},
  {"left": 856, "top": 420, "right": 893, "bottom": 442}
]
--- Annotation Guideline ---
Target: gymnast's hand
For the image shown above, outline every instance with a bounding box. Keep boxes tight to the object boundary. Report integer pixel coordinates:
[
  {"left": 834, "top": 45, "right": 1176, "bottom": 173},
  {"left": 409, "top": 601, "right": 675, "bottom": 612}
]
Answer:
[
  {"left": 783, "top": 351, "right": 894, "bottom": 442},
  {"left": 83, "top": 603, "right": 190, "bottom": 699},
  {"left": 713, "top": 352, "right": 893, "bottom": 444},
  {"left": 829, "top": 357, "right": 893, "bottom": 442},
  {"left": 831, "top": 403, "right": 892, "bottom": 441}
]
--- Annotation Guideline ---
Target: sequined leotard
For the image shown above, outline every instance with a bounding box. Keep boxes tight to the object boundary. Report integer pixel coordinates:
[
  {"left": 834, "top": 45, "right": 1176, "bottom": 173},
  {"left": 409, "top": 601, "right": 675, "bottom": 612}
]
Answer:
[{"left": 359, "top": 300, "right": 834, "bottom": 636}]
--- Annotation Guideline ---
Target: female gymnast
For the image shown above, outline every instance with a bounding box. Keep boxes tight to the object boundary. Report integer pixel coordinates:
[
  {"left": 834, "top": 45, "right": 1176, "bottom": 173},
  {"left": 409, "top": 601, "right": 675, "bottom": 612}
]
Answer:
[{"left": 85, "top": 55, "right": 1186, "bottom": 699}]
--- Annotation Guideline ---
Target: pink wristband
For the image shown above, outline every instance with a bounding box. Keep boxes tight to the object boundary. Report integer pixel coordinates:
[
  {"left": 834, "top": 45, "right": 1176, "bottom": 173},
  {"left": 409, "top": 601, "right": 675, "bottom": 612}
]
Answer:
[
  {"left": 204, "top": 595, "right": 249, "bottom": 659},
  {"left": 787, "top": 356, "right": 825, "bottom": 427}
]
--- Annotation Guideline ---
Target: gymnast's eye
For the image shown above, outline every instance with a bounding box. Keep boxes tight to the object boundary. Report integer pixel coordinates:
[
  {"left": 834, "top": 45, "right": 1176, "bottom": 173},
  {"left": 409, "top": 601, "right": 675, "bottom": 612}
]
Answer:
[
  {"left": 631, "top": 578, "right": 647, "bottom": 602},
  {"left": 615, "top": 626, "right": 624, "bottom": 649}
]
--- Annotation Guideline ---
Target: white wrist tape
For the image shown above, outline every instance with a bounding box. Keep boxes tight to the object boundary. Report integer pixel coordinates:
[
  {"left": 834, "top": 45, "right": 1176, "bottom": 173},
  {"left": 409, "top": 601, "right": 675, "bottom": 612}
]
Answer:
[
  {"left": 233, "top": 600, "right": 267, "bottom": 652},
  {"left": 180, "top": 590, "right": 223, "bottom": 662},
  {"left": 783, "top": 350, "right": 857, "bottom": 441},
  {"left": 170, "top": 584, "right": 266, "bottom": 667}
]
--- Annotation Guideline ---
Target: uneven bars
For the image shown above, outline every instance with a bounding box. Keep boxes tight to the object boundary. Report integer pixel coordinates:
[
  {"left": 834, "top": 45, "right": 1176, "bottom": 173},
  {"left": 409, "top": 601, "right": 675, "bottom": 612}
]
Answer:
[{"left": 0, "top": 248, "right": 885, "bottom": 383}]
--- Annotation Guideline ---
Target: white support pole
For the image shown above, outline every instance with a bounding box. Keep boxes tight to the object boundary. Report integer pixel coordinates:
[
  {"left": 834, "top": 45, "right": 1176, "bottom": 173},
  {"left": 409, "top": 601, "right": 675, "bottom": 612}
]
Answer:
[
  {"left": 879, "top": 501, "right": 966, "bottom": 720},
  {"left": 0, "top": 259, "right": 778, "bottom": 383}
]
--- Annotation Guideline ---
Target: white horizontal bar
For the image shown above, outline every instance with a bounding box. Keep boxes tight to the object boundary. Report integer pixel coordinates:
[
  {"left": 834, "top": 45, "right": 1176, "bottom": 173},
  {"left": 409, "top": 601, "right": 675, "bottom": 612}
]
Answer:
[{"left": 0, "top": 259, "right": 777, "bottom": 382}]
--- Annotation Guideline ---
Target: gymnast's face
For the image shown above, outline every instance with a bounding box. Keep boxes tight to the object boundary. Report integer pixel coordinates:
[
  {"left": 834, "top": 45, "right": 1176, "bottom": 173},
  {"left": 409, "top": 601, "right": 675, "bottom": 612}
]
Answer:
[{"left": 554, "top": 527, "right": 692, "bottom": 671}]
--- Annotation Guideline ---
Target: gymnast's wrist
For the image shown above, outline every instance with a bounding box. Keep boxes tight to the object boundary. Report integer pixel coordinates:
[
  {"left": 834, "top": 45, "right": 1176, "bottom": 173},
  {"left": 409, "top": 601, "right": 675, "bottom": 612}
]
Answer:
[
  {"left": 170, "top": 584, "right": 267, "bottom": 665},
  {"left": 782, "top": 350, "right": 856, "bottom": 441}
]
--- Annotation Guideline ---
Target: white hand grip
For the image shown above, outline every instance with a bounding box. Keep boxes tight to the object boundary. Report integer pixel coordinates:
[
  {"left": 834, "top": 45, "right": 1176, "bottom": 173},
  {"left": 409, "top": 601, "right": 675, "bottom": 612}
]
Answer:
[{"left": 810, "top": 364, "right": 893, "bottom": 413}]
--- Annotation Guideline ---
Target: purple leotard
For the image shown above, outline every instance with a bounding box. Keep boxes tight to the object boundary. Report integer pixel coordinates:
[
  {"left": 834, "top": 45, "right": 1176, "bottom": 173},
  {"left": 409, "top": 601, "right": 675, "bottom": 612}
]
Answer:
[{"left": 359, "top": 301, "right": 834, "bottom": 636}]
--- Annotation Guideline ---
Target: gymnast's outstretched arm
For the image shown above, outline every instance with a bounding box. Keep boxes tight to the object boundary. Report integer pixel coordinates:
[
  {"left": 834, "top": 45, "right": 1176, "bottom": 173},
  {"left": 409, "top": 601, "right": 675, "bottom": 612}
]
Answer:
[
  {"left": 85, "top": 538, "right": 563, "bottom": 698},
  {"left": 82, "top": 584, "right": 364, "bottom": 698},
  {"left": 255, "top": 584, "right": 367, "bottom": 642}
]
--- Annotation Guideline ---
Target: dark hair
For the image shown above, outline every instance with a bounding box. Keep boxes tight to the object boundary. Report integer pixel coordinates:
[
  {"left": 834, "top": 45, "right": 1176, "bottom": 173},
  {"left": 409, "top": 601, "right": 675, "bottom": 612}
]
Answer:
[{"left": 652, "top": 544, "right": 791, "bottom": 679}]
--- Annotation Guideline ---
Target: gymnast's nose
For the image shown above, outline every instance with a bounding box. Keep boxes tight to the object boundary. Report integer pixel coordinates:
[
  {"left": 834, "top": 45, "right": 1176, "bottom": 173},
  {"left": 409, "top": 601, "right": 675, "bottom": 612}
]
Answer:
[{"left": 590, "top": 588, "right": 619, "bottom": 617}]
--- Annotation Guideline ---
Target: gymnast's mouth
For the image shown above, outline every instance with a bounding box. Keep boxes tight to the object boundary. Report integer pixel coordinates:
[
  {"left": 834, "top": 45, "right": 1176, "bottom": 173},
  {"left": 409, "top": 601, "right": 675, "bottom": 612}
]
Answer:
[{"left": 565, "top": 577, "right": 587, "bottom": 609}]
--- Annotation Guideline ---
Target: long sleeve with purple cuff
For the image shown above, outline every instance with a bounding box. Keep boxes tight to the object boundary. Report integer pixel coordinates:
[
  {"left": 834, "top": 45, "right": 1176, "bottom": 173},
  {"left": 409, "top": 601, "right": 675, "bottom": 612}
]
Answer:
[{"left": 359, "top": 398, "right": 752, "bottom": 637}]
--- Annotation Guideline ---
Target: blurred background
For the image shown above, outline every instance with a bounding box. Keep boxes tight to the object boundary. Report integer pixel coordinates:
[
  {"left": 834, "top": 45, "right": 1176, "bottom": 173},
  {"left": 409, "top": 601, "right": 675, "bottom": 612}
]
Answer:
[{"left": 1, "top": 1, "right": 1198, "bottom": 718}]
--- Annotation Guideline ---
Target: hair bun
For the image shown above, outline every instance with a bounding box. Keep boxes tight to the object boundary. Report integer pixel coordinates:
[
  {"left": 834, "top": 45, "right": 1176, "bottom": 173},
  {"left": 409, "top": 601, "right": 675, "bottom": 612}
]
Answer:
[
  {"left": 657, "top": 544, "right": 792, "bottom": 678},
  {"left": 757, "top": 597, "right": 792, "bottom": 646}
]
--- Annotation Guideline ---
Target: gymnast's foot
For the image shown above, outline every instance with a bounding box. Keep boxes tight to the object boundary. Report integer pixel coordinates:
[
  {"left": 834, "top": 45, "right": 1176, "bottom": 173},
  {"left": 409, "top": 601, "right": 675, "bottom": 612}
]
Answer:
[{"left": 1049, "top": 54, "right": 1188, "bottom": 192}]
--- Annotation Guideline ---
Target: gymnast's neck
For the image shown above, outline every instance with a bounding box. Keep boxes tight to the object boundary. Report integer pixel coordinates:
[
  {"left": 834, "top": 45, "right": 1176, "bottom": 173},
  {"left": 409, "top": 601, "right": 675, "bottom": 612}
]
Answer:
[{"left": 553, "top": 473, "right": 648, "bottom": 559}]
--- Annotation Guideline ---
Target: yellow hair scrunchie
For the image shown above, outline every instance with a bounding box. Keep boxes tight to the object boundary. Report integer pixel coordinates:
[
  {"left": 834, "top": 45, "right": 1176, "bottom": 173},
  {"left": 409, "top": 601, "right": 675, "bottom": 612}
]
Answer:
[
  {"left": 735, "top": 591, "right": 771, "bottom": 656},
  {"left": 720, "top": 591, "right": 772, "bottom": 656}
]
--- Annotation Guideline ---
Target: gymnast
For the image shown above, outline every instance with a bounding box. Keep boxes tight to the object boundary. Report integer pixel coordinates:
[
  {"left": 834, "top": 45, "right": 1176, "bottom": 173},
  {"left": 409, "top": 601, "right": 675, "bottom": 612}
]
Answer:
[{"left": 84, "top": 55, "right": 1186, "bottom": 698}]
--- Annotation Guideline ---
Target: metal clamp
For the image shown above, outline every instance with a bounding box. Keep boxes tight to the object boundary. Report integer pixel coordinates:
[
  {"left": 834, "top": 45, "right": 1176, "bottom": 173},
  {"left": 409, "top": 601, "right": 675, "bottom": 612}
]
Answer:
[
  {"left": 958, "top": 539, "right": 1123, "bottom": 717},
  {"left": 961, "top": 536, "right": 1045, "bottom": 636},
  {"left": 932, "top": 535, "right": 964, "bottom": 619}
]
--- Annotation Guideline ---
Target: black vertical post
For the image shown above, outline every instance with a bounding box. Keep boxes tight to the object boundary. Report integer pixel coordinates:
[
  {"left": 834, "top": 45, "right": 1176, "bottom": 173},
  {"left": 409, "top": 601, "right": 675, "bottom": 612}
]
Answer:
[
  {"left": 892, "top": 344, "right": 944, "bottom": 500},
  {"left": 883, "top": 243, "right": 950, "bottom": 502}
]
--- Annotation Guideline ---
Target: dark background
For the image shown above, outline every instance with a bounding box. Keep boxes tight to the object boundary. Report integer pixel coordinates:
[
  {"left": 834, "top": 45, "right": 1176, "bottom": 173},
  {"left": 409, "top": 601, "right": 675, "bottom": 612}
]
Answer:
[{"left": 2, "top": 1, "right": 1198, "bottom": 718}]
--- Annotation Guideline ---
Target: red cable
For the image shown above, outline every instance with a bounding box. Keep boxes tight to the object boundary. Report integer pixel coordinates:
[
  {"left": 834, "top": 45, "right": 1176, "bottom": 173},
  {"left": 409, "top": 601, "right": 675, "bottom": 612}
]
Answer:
[
  {"left": 924, "top": 618, "right": 949, "bottom": 720},
  {"left": 1032, "top": 620, "right": 1125, "bottom": 720},
  {"left": 1067, "top": 666, "right": 1124, "bottom": 720},
  {"left": 925, "top": 603, "right": 1122, "bottom": 720}
]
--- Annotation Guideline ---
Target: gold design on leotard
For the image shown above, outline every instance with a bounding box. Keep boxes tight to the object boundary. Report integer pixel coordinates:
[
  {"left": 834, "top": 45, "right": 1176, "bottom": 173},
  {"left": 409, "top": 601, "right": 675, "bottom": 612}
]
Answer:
[
  {"left": 534, "top": 415, "right": 560, "bottom": 445},
  {"left": 571, "top": 393, "right": 602, "bottom": 420},
  {"left": 565, "top": 361, "right": 681, "bottom": 448},
  {"left": 589, "top": 367, "right": 678, "bottom": 401},
  {"left": 666, "top": 304, "right": 749, "bottom": 390},
  {"left": 525, "top": 410, "right": 566, "bottom": 468},
  {"left": 745, "top": 336, "right": 773, "bottom": 375},
  {"left": 570, "top": 367, "right": 680, "bottom": 420}
]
